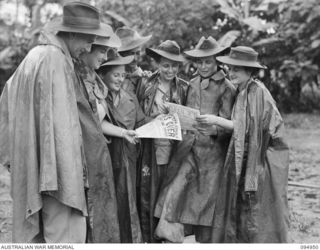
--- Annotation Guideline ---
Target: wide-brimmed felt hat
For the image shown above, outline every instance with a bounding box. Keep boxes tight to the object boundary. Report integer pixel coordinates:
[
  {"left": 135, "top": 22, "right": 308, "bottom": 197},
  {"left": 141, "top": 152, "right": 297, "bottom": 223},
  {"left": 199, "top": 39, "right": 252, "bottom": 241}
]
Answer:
[
  {"left": 93, "top": 24, "right": 121, "bottom": 48},
  {"left": 99, "top": 49, "right": 134, "bottom": 68},
  {"left": 216, "top": 46, "right": 266, "bottom": 69},
  {"left": 184, "top": 36, "right": 229, "bottom": 58},
  {"left": 44, "top": 2, "right": 107, "bottom": 37},
  {"left": 116, "top": 27, "right": 152, "bottom": 52},
  {"left": 146, "top": 40, "right": 185, "bottom": 62}
]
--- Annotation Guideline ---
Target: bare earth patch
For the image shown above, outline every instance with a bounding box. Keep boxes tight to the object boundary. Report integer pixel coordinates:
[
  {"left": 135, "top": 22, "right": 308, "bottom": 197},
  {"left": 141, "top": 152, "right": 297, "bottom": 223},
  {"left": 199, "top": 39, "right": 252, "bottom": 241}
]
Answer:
[
  {"left": 284, "top": 113, "right": 320, "bottom": 243},
  {"left": 0, "top": 113, "right": 319, "bottom": 243}
]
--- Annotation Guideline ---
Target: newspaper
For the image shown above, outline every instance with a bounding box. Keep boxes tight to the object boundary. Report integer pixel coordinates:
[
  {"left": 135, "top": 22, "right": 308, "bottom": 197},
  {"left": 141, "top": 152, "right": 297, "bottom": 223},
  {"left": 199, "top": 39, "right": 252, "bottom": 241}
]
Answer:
[
  {"left": 135, "top": 113, "right": 182, "bottom": 140},
  {"left": 167, "top": 102, "right": 200, "bottom": 131}
]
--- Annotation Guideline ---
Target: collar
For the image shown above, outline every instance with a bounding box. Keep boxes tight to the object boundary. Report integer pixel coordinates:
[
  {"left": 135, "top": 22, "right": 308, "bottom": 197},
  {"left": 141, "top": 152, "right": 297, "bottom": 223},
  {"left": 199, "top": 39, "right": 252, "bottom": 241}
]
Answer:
[
  {"left": 237, "top": 77, "right": 254, "bottom": 93},
  {"left": 143, "top": 71, "right": 179, "bottom": 99},
  {"left": 200, "top": 70, "right": 226, "bottom": 89},
  {"left": 155, "top": 71, "right": 179, "bottom": 93},
  {"left": 38, "top": 31, "right": 73, "bottom": 65}
]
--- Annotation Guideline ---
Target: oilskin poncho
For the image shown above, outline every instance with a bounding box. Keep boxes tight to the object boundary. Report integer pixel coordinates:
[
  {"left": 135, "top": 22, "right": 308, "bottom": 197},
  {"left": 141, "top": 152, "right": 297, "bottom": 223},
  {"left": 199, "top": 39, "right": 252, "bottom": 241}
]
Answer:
[{"left": 211, "top": 79, "right": 289, "bottom": 243}]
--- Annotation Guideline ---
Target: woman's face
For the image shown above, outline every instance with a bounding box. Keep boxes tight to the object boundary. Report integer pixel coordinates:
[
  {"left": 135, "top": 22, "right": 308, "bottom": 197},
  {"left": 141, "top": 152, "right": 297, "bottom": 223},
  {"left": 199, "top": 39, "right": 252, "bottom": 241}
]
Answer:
[
  {"left": 158, "top": 57, "right": 179, "bottom": 82},
  {"left": 101, "top": 65, "right": 126, "bottom": 92},
  {"left": 228, "top": 65, "right": 251, "bottom": 86},
  {"left": 82, "top": 46, "right": 107, "bottom": 70},
  {"left": 196, "top": 56, "right": 217, "bottom": 78},
  {"left": 121, "top": 47, "right": 141, "bottom": 72}
]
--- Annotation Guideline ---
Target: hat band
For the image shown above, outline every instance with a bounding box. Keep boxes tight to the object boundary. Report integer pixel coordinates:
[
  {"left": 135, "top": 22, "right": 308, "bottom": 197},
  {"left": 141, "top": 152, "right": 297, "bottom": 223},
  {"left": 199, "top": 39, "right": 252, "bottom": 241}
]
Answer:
[
  {"left": 230, "top": 50, "right": 257, "bottom": 62},
  {"left": 63, "top": 16, "right": 100, "bottom": 29},
  {"left": 157, "top": 47, "right": 180, "bottom": 55}
]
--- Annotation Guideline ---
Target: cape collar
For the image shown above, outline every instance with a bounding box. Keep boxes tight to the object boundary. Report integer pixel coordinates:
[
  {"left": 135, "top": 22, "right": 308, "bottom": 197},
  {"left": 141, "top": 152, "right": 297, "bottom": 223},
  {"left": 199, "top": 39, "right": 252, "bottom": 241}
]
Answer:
[
  {"left": 199, "top": 70, "right": 226, "bottom": 89},
  {"left": 38, "top": 31, "right": 73, "bottom": 67}
]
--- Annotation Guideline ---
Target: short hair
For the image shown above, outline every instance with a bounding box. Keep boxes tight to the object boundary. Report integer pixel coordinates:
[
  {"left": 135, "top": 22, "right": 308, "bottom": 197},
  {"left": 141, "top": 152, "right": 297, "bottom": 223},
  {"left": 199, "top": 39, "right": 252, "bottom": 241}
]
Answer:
[
  {"left": 90, "top": 44, "right": 107, "bottom": 53},
  {"left": 243, "top": 66, "right": 260, "bottom": 77}
]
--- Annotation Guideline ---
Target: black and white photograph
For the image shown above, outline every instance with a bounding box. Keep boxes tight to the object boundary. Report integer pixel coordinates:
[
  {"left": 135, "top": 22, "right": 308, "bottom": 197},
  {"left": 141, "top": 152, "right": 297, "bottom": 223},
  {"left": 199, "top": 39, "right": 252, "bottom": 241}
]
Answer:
[{"left": 0, "top": 0, "right": 319, "bottom": 246}]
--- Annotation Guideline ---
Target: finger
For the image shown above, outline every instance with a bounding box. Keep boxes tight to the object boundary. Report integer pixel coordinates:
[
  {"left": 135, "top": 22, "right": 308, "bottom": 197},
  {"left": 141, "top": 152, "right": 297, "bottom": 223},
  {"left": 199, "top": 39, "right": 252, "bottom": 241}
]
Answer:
[
  {"left": 128, "top": 131, "right": 137, "bottom": 136},
  {"left": 197, "top": 120, "right": 208, "bottom": 125},
  {"left": 197, "top": 128, "right": 206, "bottom": 133},
  {"left": 196, "top": 117, "right": 207, "bottom": 122}
]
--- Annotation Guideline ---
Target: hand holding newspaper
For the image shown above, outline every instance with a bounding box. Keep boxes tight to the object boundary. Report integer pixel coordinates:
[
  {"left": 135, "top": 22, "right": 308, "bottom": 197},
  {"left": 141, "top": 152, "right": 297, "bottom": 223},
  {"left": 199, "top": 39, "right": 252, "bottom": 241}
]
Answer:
[
  {"left": 135, "top": 113, "right": 182, "bottom": 140},
  {"left": 166, "top": 102, "right": 200, "bottom": 131}
]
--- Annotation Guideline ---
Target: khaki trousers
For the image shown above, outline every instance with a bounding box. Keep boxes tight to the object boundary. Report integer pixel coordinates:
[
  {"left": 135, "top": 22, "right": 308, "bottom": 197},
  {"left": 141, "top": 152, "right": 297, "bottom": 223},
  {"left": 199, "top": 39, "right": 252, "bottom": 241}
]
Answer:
[{"left": 32, "top": 195, "right": 87, "bottom": 243}]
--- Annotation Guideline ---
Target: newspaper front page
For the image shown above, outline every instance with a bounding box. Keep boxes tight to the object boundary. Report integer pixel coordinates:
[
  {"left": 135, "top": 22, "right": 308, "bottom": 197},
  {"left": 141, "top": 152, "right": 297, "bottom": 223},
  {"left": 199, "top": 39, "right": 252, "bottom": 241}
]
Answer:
[
  {"left": 135, "top": 113, "right": 182, "bottom": 140},
  {"left": 167, "top": 102, "right": 200, "bottom": 131}
]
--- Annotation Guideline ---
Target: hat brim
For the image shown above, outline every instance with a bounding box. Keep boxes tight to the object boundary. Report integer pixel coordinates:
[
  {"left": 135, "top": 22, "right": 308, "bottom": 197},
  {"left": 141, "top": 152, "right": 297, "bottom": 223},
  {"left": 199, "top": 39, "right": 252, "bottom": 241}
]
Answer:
[
  {"left": 99, "top": 55, "right": 134, "bottom": 67},
  {"left": 118, "top": 35, "right": 152, "bottom": 52},
  {"left": 279, "top": 65, "right": 297, "bottom": 71},
  {"left": 146, "top": 48, "right": 185, "bottom": 62},
  {"left": 44, "top": 17, "right": 109, "bottom": 37},
  {"left": 94, "top": 33, "right": 122, "bottom": 48},
  {"left": 216, "top": 55, "right": 267, "bottom": 69},
  {"left": 184, "top": 46, "right": 229, "bottom": 58}
]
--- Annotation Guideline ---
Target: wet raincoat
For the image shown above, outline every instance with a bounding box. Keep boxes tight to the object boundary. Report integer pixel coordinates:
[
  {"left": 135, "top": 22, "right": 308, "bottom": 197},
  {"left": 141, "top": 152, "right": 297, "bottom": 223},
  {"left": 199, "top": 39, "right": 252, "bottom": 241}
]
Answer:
[
  {"left": 211, "top": 79, "right": 289, "bottom": 243},
  {"left": 136, "top": 71, "right": 189, "bottom": 242},
  {"left": 0, "top": 32, "right": 121, "bottom": 242},
  {"left": 154, "top": 71, "right": 236, "bottom": 242},
  {"left": 122, "top": 66, "right": 146, "bottom": 96},
  {"left": 74, "top": 61, "right": 121, "bottom": 243},
  {"left": 104, "top": 89, "right": 145, "bottom": 243},
  {"left": 0, "top": 32, "right": 87, "bottom": 242}
]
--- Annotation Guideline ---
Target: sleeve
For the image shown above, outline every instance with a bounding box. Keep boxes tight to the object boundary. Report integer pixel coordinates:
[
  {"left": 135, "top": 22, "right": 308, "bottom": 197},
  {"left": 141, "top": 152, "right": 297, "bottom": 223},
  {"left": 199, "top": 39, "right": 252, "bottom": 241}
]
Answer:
[
  {"left": 244, "top": 85, "right": 289, "bottom": 192},
  {"left": 216, "top": 80, "right": 236, "bottom": 138},
  {"left": 0, "top": 83, "right": 10, "bottom": 169},
  {"left": 133, "top": 94, "right": 149, "bottom": 128},
  {"left": 36, "top": 51, "right": 84, "bottom": 192},
  {"left": 265, "top": 100, "right": 289, "bottom": 187}
]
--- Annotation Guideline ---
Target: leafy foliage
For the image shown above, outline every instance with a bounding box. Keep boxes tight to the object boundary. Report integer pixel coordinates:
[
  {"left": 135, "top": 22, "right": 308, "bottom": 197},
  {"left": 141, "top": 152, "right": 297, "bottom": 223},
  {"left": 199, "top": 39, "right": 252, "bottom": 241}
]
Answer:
[{"left": 0, "top": 0, "right": 319, "bottom": 112}]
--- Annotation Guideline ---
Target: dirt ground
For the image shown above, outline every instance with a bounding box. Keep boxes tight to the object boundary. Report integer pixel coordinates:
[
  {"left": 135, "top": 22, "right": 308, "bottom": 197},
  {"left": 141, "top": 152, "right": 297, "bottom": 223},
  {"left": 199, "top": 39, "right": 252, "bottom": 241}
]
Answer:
[{"left": 0, "top": 113, "right": 319, "bottom": 243}]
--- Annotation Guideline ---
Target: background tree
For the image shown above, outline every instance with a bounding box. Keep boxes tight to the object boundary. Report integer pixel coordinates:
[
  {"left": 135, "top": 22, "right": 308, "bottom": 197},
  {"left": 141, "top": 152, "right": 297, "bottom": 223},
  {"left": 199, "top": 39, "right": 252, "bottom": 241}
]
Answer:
[{"left": 0, "top": 0, "right": 319, "bottom": 112}]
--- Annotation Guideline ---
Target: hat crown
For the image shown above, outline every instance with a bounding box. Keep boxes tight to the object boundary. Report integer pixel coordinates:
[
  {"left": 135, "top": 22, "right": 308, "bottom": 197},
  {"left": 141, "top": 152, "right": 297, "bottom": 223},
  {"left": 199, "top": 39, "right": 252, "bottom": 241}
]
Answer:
[
  {"left": 196, "top": 36, "right": 219, "bottom": 51},
  {"left": 116, "top": 27, "right": 137, "bottom": 39},
  {"left": 115, "top": 27, "right": 145, "bottom": 49},
  {"left": 63, "top": 2, "right": 100, "bottom": 29},
  {"left": 229, "top": 46, "right": 258, "bottom": 62},
  {"left": 106, "top": 48, "right": 120, "bottom": 61},
  {"left": 157, "top": 40, "right": 181, "bottom": 55}
]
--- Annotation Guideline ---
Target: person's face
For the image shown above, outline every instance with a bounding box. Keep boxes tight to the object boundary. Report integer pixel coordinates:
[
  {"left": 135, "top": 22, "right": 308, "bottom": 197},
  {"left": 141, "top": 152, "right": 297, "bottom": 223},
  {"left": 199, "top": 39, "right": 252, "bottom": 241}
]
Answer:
[
  {"left": 102, "top": 65, "right": 126, "bottom": 92},
  {"left": 158, "top": 57, "right": 179, "bottom": 82},
  {"left": 196, "top": 56, "right": 217, "bottom": 78},
  {"left": 69, "top": 33, "right": 96, "bottom": 59},
  {"left": 228, "top": 65, "right": 251, "bottom": 87},
  {"left": 82, "top": 46, "right": 107, "bottom": 70},
  {"left": 121, "top": 47, "right": 141, "bottom": 71}
]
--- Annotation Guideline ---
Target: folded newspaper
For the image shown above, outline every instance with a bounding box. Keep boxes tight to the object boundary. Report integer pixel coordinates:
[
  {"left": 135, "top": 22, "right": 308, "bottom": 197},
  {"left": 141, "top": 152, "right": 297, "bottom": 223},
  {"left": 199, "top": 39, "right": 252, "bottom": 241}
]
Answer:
[
  {"left": 135, "top": 113, "right": 182, "bottom": 140},
  {"left": 167, "top": 102, "right": 200, "bottom": 131}
]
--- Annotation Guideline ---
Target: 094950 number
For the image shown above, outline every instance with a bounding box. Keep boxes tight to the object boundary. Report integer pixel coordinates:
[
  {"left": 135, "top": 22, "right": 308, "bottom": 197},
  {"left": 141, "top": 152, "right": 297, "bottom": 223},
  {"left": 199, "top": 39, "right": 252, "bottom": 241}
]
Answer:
[{"left": 300, "top": 245, "right": 319, "bottom": 250}]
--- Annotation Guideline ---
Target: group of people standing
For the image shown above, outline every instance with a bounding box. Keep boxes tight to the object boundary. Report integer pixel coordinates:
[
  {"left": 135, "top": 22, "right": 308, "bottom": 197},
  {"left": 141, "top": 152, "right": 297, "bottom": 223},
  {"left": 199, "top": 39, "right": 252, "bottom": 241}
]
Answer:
[{"left": 0, "top": 2, "right": 290, "bottom": 244}]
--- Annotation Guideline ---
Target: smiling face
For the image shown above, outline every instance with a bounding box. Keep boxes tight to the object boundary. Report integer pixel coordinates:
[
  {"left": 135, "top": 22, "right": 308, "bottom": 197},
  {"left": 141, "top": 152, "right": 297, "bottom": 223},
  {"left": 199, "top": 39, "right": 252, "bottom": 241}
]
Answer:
[
  {"left": 81, "top": 45, "right": 108, "bottom": 70},
  {"left": 228, "top": 65, "right": 252, "bottom": 87},
  {"left": 158, "top": 57, "right": 179, "bottom": 82},
  {"left": 195, "top": 56, "right": 217, "bottom": 78},
  {"left": 68, "top": 33, "right": 96, "bottom": 59},
  {"left": 101, "top": 65, "right": 126, "bottom": 92}
]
